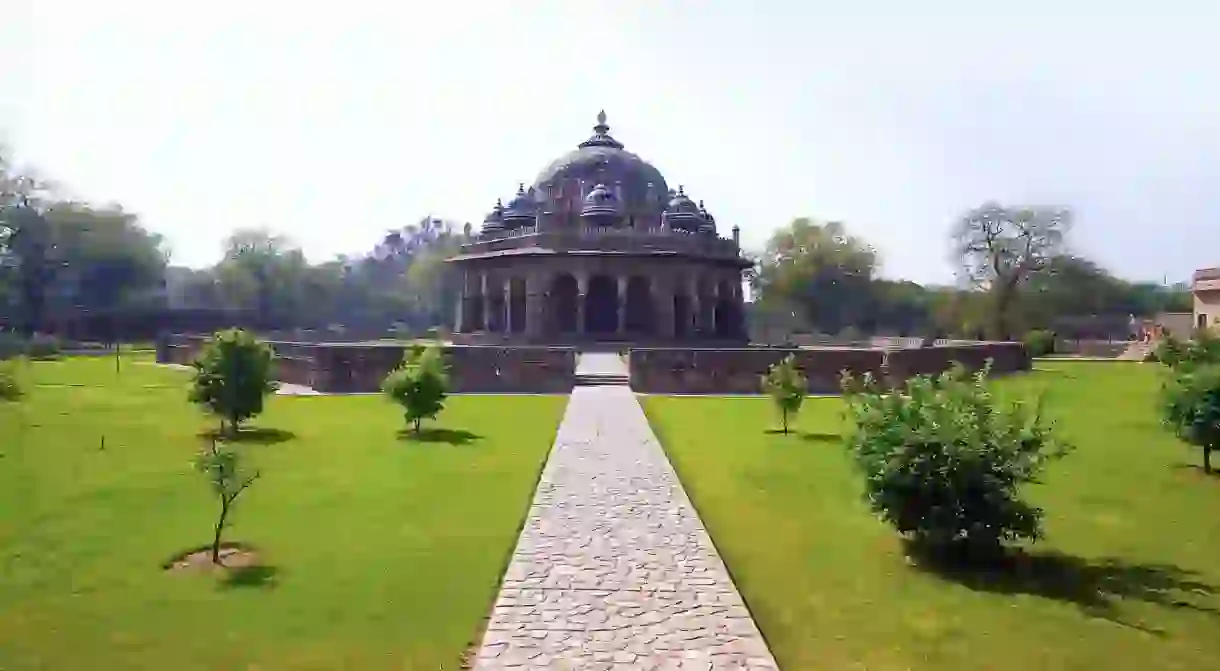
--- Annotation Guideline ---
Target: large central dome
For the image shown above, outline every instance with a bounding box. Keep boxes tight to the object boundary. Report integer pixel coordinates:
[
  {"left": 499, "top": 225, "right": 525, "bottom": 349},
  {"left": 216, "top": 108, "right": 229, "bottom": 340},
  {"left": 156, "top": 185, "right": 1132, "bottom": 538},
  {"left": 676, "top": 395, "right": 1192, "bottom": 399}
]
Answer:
[{"left": 532, "top": 111, "right": 669, "bottom": 211}]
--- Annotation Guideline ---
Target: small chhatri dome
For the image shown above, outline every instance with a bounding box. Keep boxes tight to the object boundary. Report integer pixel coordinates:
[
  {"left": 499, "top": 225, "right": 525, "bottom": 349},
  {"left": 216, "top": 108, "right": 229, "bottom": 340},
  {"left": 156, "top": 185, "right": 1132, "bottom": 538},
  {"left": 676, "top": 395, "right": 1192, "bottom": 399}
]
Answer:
[
  {"left": 664, "top": 185, "right": 703, "bottom": 232},
  {"left": 578, "top": 110, "right": 625, "bottom": 150},
  {"left": 698, "top": 200, "right": 717, "bottom": 235},
  {"left": 481, "top": 198, "right": 506, "bottom": 235},
  {"left": 501, "top": 182, "right": 537, "bottom": 226},
  {"left": 580, "top": 183, "right": 624, "bottom": 224}
]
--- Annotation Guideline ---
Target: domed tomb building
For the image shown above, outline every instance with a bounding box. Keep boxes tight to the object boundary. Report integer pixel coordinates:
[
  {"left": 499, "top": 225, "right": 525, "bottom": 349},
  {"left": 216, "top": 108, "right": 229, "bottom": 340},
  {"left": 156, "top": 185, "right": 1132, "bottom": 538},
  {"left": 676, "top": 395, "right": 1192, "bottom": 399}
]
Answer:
[{"left": 449, "top": 112, "right": 750, "bottom": 343}]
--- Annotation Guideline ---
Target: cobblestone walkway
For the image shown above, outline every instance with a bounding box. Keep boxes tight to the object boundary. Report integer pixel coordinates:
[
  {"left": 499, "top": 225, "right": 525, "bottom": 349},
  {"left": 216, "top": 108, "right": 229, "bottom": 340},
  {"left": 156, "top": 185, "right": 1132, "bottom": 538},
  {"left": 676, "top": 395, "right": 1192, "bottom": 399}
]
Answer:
[{"left": 472, "top": 386, "right": 778, "bottom": 670}]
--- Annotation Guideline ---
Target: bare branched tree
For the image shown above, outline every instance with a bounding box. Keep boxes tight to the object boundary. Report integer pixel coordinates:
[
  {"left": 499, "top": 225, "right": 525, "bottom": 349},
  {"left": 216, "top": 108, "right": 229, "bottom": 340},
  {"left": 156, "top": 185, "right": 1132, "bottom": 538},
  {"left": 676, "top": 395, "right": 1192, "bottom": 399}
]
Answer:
[{"left": 951, "top": 202, "right": 1071, "bottom": 339}]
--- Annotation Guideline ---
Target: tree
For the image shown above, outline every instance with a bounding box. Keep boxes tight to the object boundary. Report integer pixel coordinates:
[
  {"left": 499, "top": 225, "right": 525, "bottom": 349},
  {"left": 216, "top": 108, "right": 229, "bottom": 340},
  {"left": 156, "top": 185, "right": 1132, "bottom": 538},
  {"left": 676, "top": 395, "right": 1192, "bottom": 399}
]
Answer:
[
  {"left": 188, "top": 329, "right": 278, "bottom": 435},
  {"left": 382, "top": 343, "right": 449, "bottom": 434},
  {"left": 754, "top": 218, "right": 878, "bottom": 333},
  {"left": 214, "top": 229, "right": 309, "bottom": 327},
  {"left": 761, "top": 354, "right": 807, "bottom": 434},
  {"left": 841, "top": 365, "right": 1070, "bottom": 557},
  {"left": 1161, "top": 364, "right": 1220, "bottom": 474},
  {"left": 194, "top": 437, "right": 261, "bottom": 564},
  {"left": 951, "top": 202, "right": 1071, "bottom": 339}
]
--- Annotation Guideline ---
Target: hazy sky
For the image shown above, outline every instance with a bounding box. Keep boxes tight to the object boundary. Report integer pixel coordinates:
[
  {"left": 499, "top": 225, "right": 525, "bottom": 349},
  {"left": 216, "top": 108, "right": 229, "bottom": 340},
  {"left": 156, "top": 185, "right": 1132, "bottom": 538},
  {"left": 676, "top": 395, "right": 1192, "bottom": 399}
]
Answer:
[{"left": 3, "top": 1, "right": 1218, "bottom": 284}]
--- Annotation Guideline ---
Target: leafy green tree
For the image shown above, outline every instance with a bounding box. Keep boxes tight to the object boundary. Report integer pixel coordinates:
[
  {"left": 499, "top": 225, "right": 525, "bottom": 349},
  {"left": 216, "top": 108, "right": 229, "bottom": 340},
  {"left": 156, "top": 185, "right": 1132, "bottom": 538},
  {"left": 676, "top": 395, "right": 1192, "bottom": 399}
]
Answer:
[
  {"left": 1161, "top": 364, "right": 1220, "bottom": 474},
  {"left": 382, "top": 343, "right": 449, "bottom": 434},
  {"left": 754, "top": 218, "right": 877, "bottom": 333},
  {"left": 841, "top": 365, "right": 1070, "bottom": 557},
  {"left": 188, "top": 329, "right": 278, "bottom": 435},
  {"left": 761, "top": 354, "right": 807, "bottom": 434},
  {"left": 194, "top": 438, "right": 261, "bottom": 564}
]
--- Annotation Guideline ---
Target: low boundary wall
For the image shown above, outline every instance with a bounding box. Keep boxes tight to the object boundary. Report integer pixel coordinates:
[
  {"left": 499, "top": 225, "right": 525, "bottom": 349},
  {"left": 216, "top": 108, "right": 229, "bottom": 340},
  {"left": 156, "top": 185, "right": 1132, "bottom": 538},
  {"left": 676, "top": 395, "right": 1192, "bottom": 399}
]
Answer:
[
  {"left": 158, "top": 335, "right": 1027, "bottom": 396},
  {"left": 628, "top": 342, "right": 1029, "bottom": 394},
  {"left": 157, "top": 335, "right": 576, "bottom": 394}
]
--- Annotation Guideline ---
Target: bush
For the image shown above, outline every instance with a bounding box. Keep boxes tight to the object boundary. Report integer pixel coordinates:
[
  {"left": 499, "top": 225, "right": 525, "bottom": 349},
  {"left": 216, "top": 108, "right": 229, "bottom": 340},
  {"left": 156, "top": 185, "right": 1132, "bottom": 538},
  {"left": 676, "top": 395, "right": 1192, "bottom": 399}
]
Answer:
[
  {"left": 0, "top": 358, "right": 24, "bottom": 402},
  {"left": 1161, "top": 363, "right": 1220, "bottom": 474},
  {"left": 1153, "top": 331, "right": 1220, "bottom": 371},
  {"left": 382, "top": 343, "right": 449, "bottom": 434},
  {"left": 841, "top": 365, "right": 1070, "bottom": 556},
  {"left": 0, "top": 332, "right": 61, "bottom": 361},
  {"left": 1023, "top": 329, "right": 1056, "bottom": 357},
  {"left": 761, "top": 354, "right": 807, "bottom": 434},
  {"left": 188, "top": 329, "right": 279, "bottom": 435}
]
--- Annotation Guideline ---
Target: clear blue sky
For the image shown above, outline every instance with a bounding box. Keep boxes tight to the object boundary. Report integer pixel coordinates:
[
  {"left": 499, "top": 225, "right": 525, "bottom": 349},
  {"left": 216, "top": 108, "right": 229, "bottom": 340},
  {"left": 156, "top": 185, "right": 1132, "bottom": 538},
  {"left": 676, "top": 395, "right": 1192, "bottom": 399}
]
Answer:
[{"left": 2, "top": 1, "right": 1217, "bottom": 284}]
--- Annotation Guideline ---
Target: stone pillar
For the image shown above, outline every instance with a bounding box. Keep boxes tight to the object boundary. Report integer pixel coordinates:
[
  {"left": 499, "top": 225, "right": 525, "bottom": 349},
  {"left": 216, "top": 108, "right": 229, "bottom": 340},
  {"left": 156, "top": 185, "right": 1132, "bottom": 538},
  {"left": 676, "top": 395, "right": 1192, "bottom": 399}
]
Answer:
[
  {"left": 455, "top": 270, "right": 469, "bottom": 333},
  {"left": 526, "top": 273, "right": 545, "bottom": 339},
  {"left": 576, "top": 272, "right": 588, "bottom": 336},
  {"left": 479, "top": 273, "right": 490, "bottom": 332},
  {"left": 503, "top": 281, "right": 513, "bottom": 335},
  {"left": 689, "top": 275, "right": 702, "bottom": 336},
  {"left": 616, "top": 276, "right": 628, "bottom": 336}
]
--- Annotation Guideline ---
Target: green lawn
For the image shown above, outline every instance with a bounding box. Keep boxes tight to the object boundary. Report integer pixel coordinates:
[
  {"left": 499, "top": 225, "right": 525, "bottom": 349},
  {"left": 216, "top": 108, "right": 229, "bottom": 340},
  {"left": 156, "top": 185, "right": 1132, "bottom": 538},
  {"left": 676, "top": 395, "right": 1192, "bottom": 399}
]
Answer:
[
  {"left": 0, "top": 356, "right": 566, "bottom": 671},
  {"left": 644, "top": 361, "right": 1220, "bottom": 671}
]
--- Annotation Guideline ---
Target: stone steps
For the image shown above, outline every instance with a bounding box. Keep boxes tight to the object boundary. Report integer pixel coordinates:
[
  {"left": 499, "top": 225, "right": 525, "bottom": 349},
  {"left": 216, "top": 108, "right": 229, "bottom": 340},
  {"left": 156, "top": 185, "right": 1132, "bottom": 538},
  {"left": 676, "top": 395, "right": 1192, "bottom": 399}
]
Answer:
[{"left": 574, "top": 372, "right": 630, "bottom": 386}]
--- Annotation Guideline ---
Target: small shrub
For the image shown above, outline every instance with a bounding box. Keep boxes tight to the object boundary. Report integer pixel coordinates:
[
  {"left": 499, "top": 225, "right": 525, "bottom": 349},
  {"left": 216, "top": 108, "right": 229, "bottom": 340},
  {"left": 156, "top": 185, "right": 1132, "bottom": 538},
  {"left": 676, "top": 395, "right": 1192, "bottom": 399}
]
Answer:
[
  {"left": 188, "top": 329, "right": 278, "bottom": 435},
  {"left": 1161, "top": 363, "right": 1220, "bottom": 474},
  {"left": 1023, "top": 329, "right": 1056, "bottom": 357},
  {"left": 0, "top": 358, "right": 24, "bottom": 401},
  {"left": 1154, "top": 332, "right": 1220, "bottom": 372},
  {"left": 841, "top": 365, "right": 1070, "bottom": 557},
  {"left": 761, "top": 354, "right": 807, "bottom": 434},
  {"left": 195, "top": 438, "right": 261, "bottom": 564},
  {"left": 382, "top": 343, "right": 449, "bottom": 434},
  {"left": 0, "top": 332, "right": 60, "bottom": 361}
]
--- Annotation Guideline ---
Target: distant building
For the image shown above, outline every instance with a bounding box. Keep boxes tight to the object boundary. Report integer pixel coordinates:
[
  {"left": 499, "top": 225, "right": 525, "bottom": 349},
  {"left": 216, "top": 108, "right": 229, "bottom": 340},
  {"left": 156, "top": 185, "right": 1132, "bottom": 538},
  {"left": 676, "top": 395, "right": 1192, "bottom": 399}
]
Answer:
[{"left": 1194, "top": 267, "right": 1220, "bottom": 332}]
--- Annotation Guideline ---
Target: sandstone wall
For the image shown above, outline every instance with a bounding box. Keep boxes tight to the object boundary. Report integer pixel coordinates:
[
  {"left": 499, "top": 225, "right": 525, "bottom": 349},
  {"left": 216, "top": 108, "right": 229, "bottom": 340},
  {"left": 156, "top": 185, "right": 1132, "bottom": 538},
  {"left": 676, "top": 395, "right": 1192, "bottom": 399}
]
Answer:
[
  {"left": 629, "top": 343, "right": 1029, "bottom": 394},
  {"left": 884, "top": 343, "right": 1030, "bottom": 383},
  {"left": 158, "top": 336, "right": 576, "bottom": 394}
]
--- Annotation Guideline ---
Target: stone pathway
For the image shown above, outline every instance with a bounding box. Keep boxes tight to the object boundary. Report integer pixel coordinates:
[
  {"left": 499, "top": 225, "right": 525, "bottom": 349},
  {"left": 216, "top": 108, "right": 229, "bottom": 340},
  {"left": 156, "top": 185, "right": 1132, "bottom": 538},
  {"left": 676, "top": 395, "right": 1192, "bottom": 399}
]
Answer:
[
  {"left": 472, "top": 385, "right": 778, "bottom": 670},
  {"left": 574, "top": 351, "right": 629, "bottom": 377}
]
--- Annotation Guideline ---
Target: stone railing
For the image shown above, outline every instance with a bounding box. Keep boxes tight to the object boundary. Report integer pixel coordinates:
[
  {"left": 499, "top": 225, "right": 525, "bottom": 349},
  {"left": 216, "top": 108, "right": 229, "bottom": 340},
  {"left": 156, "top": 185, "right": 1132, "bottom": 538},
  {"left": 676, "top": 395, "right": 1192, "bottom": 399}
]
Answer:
[{"left": 459, "top": 229, "right": 741, "bottom": 259}]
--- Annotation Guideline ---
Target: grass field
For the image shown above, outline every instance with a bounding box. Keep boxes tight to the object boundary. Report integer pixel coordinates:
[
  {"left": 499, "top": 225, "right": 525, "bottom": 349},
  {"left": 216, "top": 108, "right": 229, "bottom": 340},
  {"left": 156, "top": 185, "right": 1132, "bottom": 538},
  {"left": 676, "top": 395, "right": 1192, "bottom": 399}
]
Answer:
[
  {"left": 644, "top": 361, "right": 1220, "bottom": 671},
  {"left": 0, "top": 356, "right": 566, "bottom": 671}
]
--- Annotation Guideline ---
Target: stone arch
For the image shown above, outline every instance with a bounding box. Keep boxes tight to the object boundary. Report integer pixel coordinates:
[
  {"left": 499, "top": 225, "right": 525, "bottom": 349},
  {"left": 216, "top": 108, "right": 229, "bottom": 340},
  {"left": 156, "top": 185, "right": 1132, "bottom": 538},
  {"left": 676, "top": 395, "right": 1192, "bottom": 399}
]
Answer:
[
  {"left": 672, "top": 275, "right": 690, "bottom": 337},
  {"left": 585, "top": 275, "right": 619, "bottom": 335},
  {"left": 624, "top": 276, "right": 655, "bottom": 335},
  {"left": 465, "top": 294, "right": 484, "bottom": 331},
  {"left": 550, "top": 273, "right": 579, "bottom": 334},
  {"left": 509, "top": 278, "right": 527, "bottom": 334}
]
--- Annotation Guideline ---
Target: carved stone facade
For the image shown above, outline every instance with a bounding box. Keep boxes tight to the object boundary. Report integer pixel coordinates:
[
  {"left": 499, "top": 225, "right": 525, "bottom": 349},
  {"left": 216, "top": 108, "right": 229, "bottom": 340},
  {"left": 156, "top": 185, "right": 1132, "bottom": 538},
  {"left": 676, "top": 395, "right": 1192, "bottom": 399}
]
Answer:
[{"left": 449, "top": 112, "right": 752, "bottom": 344}]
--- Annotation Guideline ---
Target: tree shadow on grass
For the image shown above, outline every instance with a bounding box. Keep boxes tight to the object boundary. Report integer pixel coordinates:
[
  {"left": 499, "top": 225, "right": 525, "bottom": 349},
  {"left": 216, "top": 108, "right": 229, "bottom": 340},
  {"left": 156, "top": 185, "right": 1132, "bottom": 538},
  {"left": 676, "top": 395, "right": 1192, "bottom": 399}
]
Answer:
[
  {"left": 908, "top": 543, "right": 1220, "bottom": 635},
  {"left": 1170, "top": 463, "right": 1220, "bottom": 479},
  {"left": 219, "top": 564, "right": 280, "bottom": 590},
  {"left": 396, "top": 427, "right": 482, "bottom": 446},
  {"left": 198, "top": 427, "right": 297, "bottom": 445},
  {"left": 762, "top": 429, "right": 840, "bottom": 445}
]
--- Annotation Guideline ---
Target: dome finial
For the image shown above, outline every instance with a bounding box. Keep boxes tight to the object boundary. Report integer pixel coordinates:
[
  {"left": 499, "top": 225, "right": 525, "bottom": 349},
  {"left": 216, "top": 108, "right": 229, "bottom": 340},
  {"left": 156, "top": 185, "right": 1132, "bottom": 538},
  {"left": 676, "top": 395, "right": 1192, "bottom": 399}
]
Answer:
[{"left": 578, "top": 110, "right": 625, "bottom": 149}]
